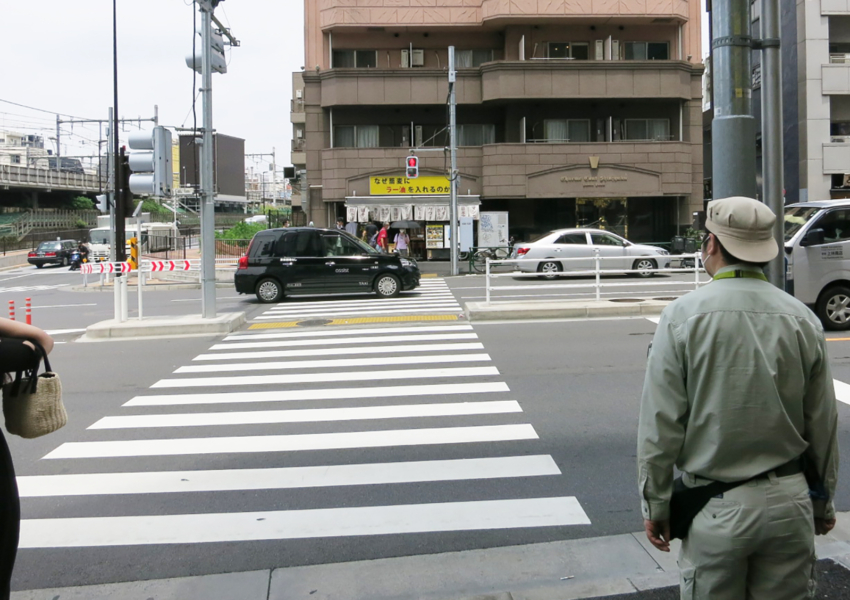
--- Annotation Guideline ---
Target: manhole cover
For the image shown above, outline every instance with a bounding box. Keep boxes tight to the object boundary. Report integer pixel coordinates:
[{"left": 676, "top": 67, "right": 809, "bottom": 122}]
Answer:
[
  {"left": 297, "top": 319, "right": 333, "bottom": 327},
  {"left": 653, "top": 297, "right": 678, "bottom": 301},
  {"left": 608, "top": 298, "right": 644, "bottom": 303}
]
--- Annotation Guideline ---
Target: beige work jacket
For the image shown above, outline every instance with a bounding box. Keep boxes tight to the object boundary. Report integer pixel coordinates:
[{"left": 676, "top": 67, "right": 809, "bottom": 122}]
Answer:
[{"left": 638, "top": 264, "right": 839, "bottom": 521}]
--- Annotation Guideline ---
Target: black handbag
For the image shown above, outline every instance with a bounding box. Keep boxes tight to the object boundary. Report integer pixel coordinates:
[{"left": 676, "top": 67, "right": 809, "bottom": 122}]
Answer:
[
  {"left": 669, "top": 457, "right": 804, "bottom": 540},
  {"left": 669, "top": 476, "right": 742, "bottom": 540}
]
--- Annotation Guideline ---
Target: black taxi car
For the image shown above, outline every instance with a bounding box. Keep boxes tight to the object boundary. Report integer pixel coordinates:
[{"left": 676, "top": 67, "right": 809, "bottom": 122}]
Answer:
[
  {"left": 27, "top": 239, "right": 78, "bottom": 268},
  {"left": 235, "top": 227, "right": 421, "bottom": 303}
]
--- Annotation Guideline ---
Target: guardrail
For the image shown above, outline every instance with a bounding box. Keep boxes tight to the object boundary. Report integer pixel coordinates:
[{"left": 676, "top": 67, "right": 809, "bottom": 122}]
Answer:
[{"left": 483, "top": 250, "right": 706, "bottom": 304}]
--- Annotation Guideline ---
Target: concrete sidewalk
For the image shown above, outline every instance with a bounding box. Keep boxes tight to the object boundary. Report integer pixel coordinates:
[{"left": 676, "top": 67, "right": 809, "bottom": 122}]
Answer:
[{"left": 14, "top": 513, "right": 850, "bottom": 599}]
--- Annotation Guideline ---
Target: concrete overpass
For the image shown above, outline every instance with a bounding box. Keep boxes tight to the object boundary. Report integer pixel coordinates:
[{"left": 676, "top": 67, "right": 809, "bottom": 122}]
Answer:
[{"left": 0, "top": 164, "right": 102, "bottom": 205}]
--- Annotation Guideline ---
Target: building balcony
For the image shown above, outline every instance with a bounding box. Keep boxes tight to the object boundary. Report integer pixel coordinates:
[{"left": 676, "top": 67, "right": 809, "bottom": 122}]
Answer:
[
  {"left": 318, "top": 141, "right": 695, "bottom": 202},
  {"left": 318, "top": 0, "right": 689, "bottom": 30},
  {"left": 823, "top": 63, "right": 850, "bottom": 94},
  {"left": 316, "top": 61, "right": 700, "bottom": 107}
]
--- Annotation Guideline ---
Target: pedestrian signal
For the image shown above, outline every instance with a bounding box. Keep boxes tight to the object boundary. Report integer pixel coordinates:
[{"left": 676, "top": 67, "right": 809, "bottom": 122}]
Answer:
[{"left": 406, "top": 156, "right": 419, "bottom": 179}]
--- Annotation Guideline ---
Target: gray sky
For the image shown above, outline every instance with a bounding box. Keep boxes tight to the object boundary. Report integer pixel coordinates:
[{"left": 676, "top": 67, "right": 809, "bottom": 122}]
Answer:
[{"left": 0, "top": 0, "right": 303, "bottom": 173}]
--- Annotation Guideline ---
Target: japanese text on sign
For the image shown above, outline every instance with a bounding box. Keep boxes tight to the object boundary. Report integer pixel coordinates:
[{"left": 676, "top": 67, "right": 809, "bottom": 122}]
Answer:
[{"left": 370, "top": 175, "right": 452, "bottom": 196}]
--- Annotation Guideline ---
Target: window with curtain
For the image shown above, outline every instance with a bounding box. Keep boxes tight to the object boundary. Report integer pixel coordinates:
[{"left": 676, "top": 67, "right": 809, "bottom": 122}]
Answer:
[
  {"left": 544, "top": 120, "right": 589, "bottom": 142},
  {"left": 458, "top": 124, "right": 496, "bottom": 146},
  {"left": 356, "top": 125, "right": 380, "bottom": 148}
]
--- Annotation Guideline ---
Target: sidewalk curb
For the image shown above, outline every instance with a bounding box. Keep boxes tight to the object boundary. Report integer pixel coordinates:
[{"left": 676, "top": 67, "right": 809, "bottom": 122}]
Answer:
[
  {"left": 464, "top": 299, "right": 669, "bottom": 321},
  {"left": 81, "top": 311, "right": 246, "bottom": 340},
  {"left": 12, "top": 516, "right": 850, "bottom": 600},
  {"left": 70, "top": 282, "right": 231, "bottom": 292}
]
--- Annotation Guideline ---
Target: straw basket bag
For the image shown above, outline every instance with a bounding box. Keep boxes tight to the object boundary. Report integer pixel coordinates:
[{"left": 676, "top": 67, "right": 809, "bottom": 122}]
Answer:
[{"left": 3, "top": 342, "right": 65, "bottom": 439}]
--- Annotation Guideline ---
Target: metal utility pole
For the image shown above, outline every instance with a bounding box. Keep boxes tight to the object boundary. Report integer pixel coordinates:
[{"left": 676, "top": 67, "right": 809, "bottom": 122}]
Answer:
[
  {"left": 112, "top": 0, "right": 125, "bottom": 321},
  {"left": 199, "top": 1, "right": 217, "bottom": 319},
  {"left": 711, "top": 0, "right": 757, "bottom": 200},
  {"left": 55, "top": 115, "right": 61, "bottom": 170},
  {"left": 760, "top": 0, "right": 785, "bottom": 288},
  {"left": 448, "top": 46, "right": 459, "bottom": 277}
]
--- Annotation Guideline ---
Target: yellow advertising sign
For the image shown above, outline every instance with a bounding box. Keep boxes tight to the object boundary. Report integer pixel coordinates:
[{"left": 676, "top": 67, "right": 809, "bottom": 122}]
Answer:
[{"left": 370, "top": 175, "right": 451, "bottom": 196}]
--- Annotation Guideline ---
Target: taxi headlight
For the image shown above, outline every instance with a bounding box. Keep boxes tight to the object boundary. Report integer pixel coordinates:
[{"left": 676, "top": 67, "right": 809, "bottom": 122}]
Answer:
[{"left": 401, "top": 258, "right": 416, "bottom": 268}]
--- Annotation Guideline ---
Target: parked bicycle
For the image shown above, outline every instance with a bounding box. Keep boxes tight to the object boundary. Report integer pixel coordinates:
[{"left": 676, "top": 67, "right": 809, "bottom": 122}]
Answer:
[{"left": 471, "top": 246, "right": 511, "bottom": 273}]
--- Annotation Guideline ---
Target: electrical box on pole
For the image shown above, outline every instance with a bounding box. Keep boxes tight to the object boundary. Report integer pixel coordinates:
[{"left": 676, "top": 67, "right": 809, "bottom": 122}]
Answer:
[
  {"left": 406, "top": 155, "right": 419, "bottom": 179},
  {"left": 127, "top": 126, "right": 173, "bottom": 198}
]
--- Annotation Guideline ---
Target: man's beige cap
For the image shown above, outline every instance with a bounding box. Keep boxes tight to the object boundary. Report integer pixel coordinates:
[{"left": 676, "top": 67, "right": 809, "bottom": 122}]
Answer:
[{"left": 705, "top": 196, "right": 779, "bottom": 263}]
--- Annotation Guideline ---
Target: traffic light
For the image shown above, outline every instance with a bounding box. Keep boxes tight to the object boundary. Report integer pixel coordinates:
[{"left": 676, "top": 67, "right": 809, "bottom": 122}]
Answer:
[
  {"left": 128, "top": 237, "right": 139, "bottom": 270},
  {"left": 127, "top": 126, "right": 173, "bottom": 198},
  {"left": 95, "top": 194, "right": 108, "bottom": 212},
  {"left": 185, "top": 24, "right": 227, "bottom": 74},
  {"left": 406, "top": 155, "right": 419, "bottom": 179}
]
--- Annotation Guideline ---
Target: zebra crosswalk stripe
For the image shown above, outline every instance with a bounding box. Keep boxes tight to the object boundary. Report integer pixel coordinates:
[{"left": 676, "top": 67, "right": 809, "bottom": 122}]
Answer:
[
  {"left": 19, "top": 497, "right": 589, "bottom": 548},
  {"left": 44, "top": 424, "right": 539, "bottom": 459},
  {"left": 17, "top": 455, "right": 562, "bottom": 497}
]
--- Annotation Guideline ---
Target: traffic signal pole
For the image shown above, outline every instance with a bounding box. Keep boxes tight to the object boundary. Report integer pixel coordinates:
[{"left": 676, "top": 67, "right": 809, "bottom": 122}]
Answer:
[
  {"left": 448, "top": 46, "right": 459, "bottom": 277},
  {"left": 200, "top": 1, "right": 217, "bottom": 319},
  {"left": 710, "top": 0, "right": 757, "bottom": 201},
  {"left": 760, "top": 0, "right": 785, "bottom": 289}
]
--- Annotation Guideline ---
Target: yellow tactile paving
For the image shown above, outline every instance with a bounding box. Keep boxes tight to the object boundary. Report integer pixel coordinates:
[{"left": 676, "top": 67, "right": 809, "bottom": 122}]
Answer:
[
  {"left": 248, "top": 314, "right": 460, "bottom": 330},
  {"left": 827, "top": 337, "right": 850, "bottom": 342}
]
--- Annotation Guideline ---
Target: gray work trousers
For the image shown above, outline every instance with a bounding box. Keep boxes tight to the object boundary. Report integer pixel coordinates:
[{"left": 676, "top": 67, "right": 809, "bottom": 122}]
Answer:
[{"left": 678, "top": 471, "right": 816, "bottom": 599}]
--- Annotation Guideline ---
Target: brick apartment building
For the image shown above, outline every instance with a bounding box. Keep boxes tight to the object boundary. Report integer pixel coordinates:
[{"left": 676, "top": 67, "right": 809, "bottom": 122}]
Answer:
[{"left": 291, "top": 0, "right": 704, "bottom": 249}]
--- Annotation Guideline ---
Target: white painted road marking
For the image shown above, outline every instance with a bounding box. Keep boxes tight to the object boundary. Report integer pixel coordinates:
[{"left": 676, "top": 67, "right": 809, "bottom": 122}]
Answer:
[
  {"left": 125, "top": 381, "right": 511, "bottom": 407},
  {"left": 151, "top": 366, "right": 500, "bottom": 389},
  {"left": 19, "top": 497, "right": 589, "bottom": 547},
  {"left": 833, "top": 379, "right": 850, "bottom": 406},
  {"left": 45, "top": 328, "right": 88, "bottom": 335},
  {"left": 175, "top": 353, "right": 491, "bottom": 374},
  {"left": 224, "top": 324, "right": 472, "bottom": 341},
  {"left": 212, "top": 333, "right": 478, "bottom": 350},
  {"left": 89, "top": 400, "right": 523, "bottom": 429},
  {"left": 193, "top": 342, "right": 485, "bottom": 362},
  {"left": 17, "top": 455, "right": 561, "bottom": 497},
  {"left": 43, "top": 424, "right": 539, "bottom": 459},
  {"left": 254, "top": 306, "right": 462, "bottom": 320}
]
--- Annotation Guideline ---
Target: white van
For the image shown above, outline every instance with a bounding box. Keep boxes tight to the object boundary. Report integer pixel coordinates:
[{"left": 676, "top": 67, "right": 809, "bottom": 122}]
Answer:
[{"left": 785, "top": 200, "right": 850, "bottom": 329}]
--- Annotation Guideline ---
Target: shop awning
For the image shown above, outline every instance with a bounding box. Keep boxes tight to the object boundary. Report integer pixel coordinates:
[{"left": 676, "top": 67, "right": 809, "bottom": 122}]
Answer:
[{"left": 345, "top": 195, "right": 481, "bottom": 222}]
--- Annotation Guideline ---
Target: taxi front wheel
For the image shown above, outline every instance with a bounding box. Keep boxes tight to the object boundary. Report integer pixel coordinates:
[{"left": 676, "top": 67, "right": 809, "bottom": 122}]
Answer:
[
  {"left": 817, "top": 285, "right": 850, "bottom": 330},
  {"left": 256, "top": 278, "right": 283, "bottom": 303},
  {"left": 375, "top": 274, "right": 400, "bottom": 298}
]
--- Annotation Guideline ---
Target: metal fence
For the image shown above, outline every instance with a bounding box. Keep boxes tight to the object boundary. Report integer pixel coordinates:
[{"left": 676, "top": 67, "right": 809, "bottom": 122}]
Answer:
[{"left": 483, "top": 251, "right": 707, "bottom": 304}]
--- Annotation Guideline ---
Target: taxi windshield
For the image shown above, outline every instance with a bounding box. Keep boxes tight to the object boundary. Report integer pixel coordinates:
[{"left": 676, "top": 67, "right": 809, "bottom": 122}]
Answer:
[{"left": 784, "top": 206, "right": 822, "bottom": 242}]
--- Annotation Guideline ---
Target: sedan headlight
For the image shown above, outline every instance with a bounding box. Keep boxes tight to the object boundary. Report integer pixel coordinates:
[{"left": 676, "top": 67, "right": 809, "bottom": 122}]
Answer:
[
  {"left": 401, "top": 258, "right": 417, "bottom": 268},
  {"left": 656, "top": 249, "right": 670, "bottom": 256}
]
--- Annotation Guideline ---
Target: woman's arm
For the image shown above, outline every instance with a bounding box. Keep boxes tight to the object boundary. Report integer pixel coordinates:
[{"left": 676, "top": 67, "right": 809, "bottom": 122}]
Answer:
[{"left": 0, "top": 318, "right": 54, "bottom": 355}]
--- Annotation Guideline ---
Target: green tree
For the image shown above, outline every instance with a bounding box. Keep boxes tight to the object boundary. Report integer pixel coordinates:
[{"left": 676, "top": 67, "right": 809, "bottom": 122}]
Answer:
[
  {"left": 70, "top": 196, "right": 95, "bottom": 210},
  {"left": 215, "top": 222, "right": 267, "bottom": 241}
]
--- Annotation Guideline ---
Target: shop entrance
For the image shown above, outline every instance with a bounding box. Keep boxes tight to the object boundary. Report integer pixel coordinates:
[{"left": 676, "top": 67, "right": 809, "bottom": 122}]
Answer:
[{"left": 576, "top": 198, "right": 628, "bottom": 238}]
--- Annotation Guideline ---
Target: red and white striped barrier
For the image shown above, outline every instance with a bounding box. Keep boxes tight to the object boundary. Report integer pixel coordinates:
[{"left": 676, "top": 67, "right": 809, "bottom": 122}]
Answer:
[
  {"left": 80, "top": 262, "right": 132, "bottom": 274},
  {"left": 148, "top": 260, "right": 197, "bottom": 272}
]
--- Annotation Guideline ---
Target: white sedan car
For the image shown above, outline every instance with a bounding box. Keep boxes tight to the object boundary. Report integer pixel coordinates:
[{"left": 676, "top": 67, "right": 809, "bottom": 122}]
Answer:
[{"left": 512, "top": 228, "right": 671, "bottom": 278}]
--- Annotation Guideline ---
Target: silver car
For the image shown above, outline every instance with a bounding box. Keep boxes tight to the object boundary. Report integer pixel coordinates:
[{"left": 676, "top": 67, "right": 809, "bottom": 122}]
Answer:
[{"left": 512, "top": 228, "right": 671, "bottom": 278}]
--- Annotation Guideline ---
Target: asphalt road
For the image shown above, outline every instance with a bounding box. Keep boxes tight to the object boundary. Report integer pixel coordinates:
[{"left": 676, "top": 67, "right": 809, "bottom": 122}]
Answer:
[{"left": 0, "top": 267, "right": 847, "bottom": 591}]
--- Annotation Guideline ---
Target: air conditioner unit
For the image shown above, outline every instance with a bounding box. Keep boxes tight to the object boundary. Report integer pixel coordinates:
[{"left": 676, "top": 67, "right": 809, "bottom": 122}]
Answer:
[
  {"left": 400, "top": 49, "right": 410, "bottom": 68},
  {"left": 296, "top": 129, "right": 303, "bottom": 139},
  {"left": 411, "top": 49, "right": 425, "bottom": 67},
  {"left": 611, "top": 40, "right": 620, "bottom": 60},
  {"left": 414, "top": 126, "right": 424, "bottom": 147},
  {"left": 595, "top": 40, "right": 604, "bottom": 61},
  {"left": 296, "top": 89, "right": 303, "bottom": 99}
]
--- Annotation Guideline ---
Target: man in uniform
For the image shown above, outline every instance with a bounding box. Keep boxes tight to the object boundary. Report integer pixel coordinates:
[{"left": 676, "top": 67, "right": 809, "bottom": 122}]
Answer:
[{"left": 638, "top": 196, "right": 839, "bottom": 599}]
